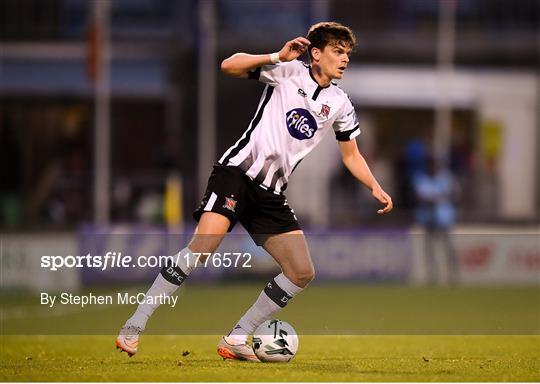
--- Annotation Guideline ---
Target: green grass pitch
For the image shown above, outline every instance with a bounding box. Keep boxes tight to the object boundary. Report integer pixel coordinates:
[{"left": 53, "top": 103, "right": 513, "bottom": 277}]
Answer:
[
  {"left": 1, "top": 335, "right": 538, "bottom": 381},
  {"left": 1, "top": 284, "right": 539, "bottom": 381}
]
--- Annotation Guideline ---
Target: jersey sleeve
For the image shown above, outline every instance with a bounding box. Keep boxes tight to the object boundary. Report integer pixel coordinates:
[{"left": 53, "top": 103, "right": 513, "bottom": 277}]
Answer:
[
  {"left": 332, "top": 96, "right": 360, "bottom": 142},
  {"left": 248, "top": 61, "right": 299, "bottom": 87}
]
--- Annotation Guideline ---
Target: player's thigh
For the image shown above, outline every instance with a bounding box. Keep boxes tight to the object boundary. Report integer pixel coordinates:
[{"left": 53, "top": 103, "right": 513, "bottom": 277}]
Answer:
[
  {"left": 188, "top": 212, "right": 230, "bottom": 256},
  {"left": 262, "top": 229, "right": 315, "bottom": 287}
]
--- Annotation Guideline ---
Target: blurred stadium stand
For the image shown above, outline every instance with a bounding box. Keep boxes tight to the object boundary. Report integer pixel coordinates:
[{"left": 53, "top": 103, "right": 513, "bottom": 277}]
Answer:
[{"left": 0, "top": 0, "right": 538, "bottom": 230}]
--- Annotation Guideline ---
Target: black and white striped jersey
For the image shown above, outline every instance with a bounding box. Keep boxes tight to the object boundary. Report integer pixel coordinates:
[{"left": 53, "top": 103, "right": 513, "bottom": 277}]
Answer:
[{"left": 219, "top": 60, "right": 360, "bottom": 194}]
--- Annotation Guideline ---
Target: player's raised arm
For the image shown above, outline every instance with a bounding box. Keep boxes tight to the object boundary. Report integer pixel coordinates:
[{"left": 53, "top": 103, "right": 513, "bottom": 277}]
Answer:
[
  {"left": 220, "top": 37, "right": 310, "bottom": 78},
  {"left": 338, "top": 139, "right": 393, "bottom": 215}
]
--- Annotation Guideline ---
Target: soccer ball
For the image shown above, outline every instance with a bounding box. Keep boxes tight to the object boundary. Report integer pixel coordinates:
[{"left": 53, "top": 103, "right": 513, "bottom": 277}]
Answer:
[{"left": 252, "top": 319, "right": 299, "bottom": 362}]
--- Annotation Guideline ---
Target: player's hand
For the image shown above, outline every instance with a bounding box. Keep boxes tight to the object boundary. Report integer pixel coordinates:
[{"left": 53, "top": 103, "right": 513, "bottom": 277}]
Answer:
[
  {"left": 278, "top": 37, "right": 311, "bottom": 62},
  {"left": 372, "top": 186, "right": 393, "bottom": 214}
]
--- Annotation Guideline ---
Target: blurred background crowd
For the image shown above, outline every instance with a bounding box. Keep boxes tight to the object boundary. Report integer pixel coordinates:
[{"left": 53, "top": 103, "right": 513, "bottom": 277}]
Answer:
[{"left": 1, "top": 0, "right": 538, "bottom": 231}]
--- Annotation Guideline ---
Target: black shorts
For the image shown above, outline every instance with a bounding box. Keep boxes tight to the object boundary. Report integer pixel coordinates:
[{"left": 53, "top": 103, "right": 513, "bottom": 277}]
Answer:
[{"left": 193, "top": 164, "right": 301, "bottom": 245}]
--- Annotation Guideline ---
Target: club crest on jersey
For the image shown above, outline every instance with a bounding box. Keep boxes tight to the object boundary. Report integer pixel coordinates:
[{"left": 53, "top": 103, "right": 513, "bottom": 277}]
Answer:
[
  {"left": 319, "top": 104, "right": 331, "bottom": 118},
  {"left": 223, "top": 196, "right": 237, "bottom": 212},
  {"left": 285, "top": 108, "right": 317, "bottom": 140}
]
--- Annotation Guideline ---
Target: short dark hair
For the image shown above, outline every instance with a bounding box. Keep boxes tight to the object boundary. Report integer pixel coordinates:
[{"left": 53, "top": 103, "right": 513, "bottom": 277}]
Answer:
[{"left": 306, "top": 22, "right": 356, "bottom": 60}]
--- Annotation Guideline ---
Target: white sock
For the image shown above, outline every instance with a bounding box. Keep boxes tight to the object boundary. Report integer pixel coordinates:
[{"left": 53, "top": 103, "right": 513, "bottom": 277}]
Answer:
[
  {"left": 126, "top": 247, "right": 194, "bottom": 329},
  {"left": 227, "top": 273, "right": 303, "bottom": 344}
]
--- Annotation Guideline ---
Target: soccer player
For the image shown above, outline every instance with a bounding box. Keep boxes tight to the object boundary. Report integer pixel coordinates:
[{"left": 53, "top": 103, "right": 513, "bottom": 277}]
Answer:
[{"left": 116, "top": 22, "right": 392, "bottom": 361}]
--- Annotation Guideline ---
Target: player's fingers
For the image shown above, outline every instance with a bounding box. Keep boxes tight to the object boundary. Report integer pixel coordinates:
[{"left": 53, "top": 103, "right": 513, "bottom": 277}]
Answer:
[
  {"left": 287, "top": 42, "right": 302, "bottom": 54},
  {"left": 374, "top": 192, "right": 387, "bottom": 204},
  {"left": 383, "top": 200, "right": 393, "bottom": 213},
  {"left": 293, "top": 37, "right": 310, "bottom": 48},
  {"left": 376, "top": 198, "right": 393, "bottom": 214},
  {"left": 285, "top": 39, "right": 298, "bottom": 48},
  {"left": 296, "top": 37, "right": 311, "bottom": 46}
]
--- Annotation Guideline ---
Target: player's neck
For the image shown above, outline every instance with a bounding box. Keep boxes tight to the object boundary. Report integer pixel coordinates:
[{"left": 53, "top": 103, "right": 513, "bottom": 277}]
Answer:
[{"left": 310, "top": 64, "right": 331, "bottom": 88}]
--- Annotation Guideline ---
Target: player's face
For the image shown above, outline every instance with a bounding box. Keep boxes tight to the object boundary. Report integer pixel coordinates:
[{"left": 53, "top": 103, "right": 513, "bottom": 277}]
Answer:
[{"left": 319, "top": 42, "right": 352, "bottom": 80}]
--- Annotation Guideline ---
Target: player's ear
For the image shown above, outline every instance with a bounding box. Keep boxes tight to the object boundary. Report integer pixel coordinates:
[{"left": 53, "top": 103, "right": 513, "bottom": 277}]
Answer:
[{"left": 311, "top": 46, "right": 322, "bottom": 62}]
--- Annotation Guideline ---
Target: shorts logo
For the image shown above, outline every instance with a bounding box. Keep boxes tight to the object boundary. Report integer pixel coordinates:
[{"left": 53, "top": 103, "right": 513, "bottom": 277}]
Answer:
[
  {"left": 223, "top": 196, "right": 237, "bottom": 212},
  {"left": 285, "top": 108, "right": 317, "bottom": 140}
]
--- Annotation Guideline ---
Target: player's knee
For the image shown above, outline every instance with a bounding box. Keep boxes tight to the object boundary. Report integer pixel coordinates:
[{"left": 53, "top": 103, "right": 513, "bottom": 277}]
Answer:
[
  {"left": 188, "top": 237, "right": 220, "bottom": 255},
  {"left": 188, "top": 245, "right": 217, "bottom": 256},
  {"left": 291, "top": 268, "right": 315, "bottom": 288}
]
